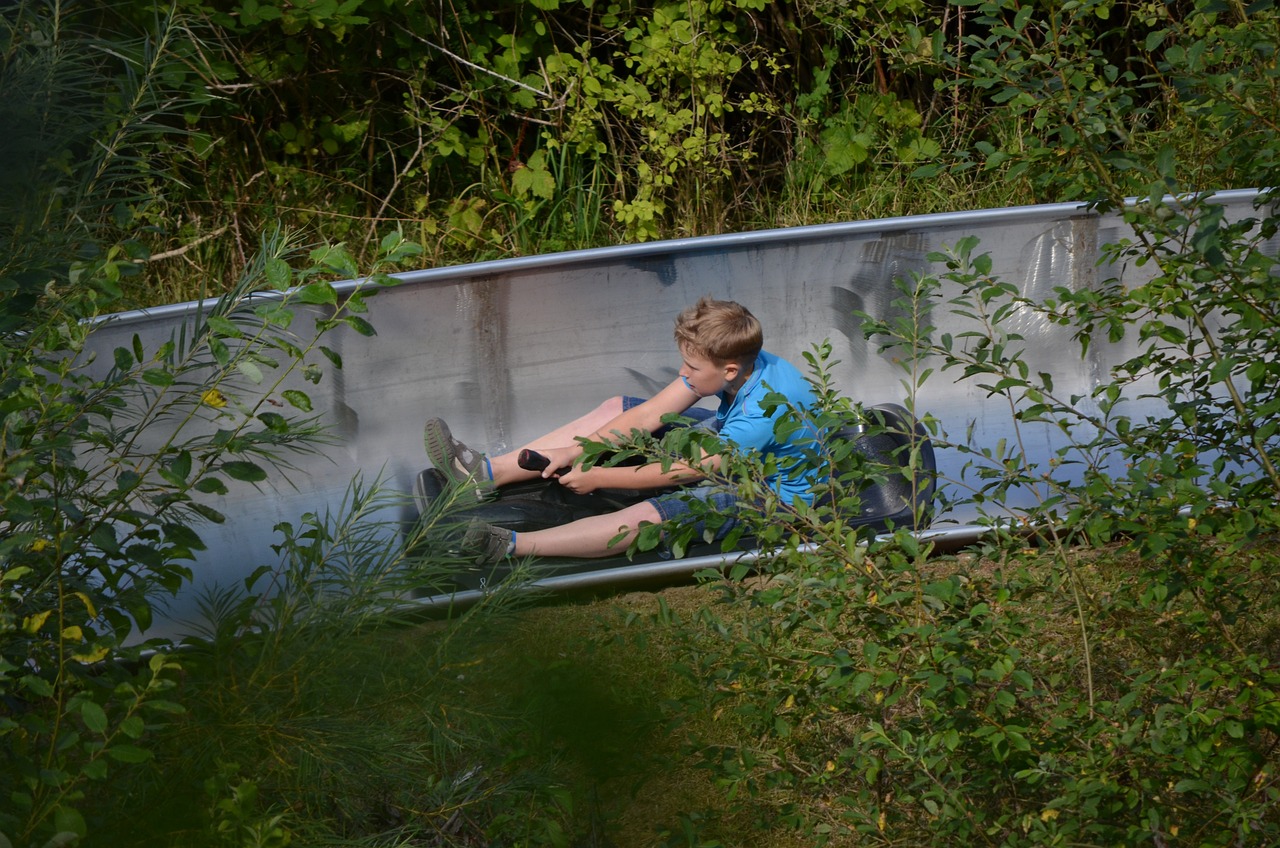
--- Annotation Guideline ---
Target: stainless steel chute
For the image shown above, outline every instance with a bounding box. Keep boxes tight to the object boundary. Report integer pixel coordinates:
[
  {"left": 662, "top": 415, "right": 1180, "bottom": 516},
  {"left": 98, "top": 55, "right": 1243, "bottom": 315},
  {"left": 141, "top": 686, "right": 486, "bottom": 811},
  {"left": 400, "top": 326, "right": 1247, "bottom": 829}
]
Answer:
[{"left": 79, "top": 190, "right": 1266, "bottom": 633}]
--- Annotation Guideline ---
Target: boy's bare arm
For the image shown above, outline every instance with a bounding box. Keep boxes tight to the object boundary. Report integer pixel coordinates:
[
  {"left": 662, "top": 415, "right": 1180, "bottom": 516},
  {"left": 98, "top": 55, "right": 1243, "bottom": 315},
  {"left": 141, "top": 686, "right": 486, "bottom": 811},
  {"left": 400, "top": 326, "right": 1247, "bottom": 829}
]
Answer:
[
  {"left": 555, "top": 459, "right": 701, "bottom": 494},
  {"left": 590, "top": 376, "right": 699, "bottom": 441},
  {"left": 535, "top": 377, "right": 698, "bottom": 477},
  {"left": 557, "top": 447, "right": 726, "bottom": 494}
]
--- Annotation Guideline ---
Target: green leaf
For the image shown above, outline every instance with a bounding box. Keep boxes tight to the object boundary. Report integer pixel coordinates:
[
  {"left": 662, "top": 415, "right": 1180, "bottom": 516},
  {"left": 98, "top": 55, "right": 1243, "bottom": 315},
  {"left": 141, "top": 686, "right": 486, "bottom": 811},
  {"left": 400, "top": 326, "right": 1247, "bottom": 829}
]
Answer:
[
  {"left": 194, "top": 476, "right": 228, "bottom": 495},
  {"left": 344, "top": 290, "right": 368, "bottom": 314},
  {"left": 54, "top": 805, "right": 87, "bottom": 838},
  {"left": 80, "top": 700, "right": 108, "bottom": 734},
  {"left": 209, "top": 337, "right": 231, "bottom": 367},
  {"left": 257, "top": 411, "right": 288, "bottom": 432},
  {"left": 21, "top": 674, "right": 55, "bottom": 697},
  {"left": 309, "top": 244, "right": 357, "bottom": 277},
  {"left": 119, "top": 715, "right": 145, "bottom": 739},
  {"left": 92, "top": 522, "right": 120, "bottom": 553},
  {"left": 1174, "top": 778, "right": 1212, "bottom": 793},
  {"left": 265, "top": 257, "right": 292, "bottom": 290},
  {"left": 190, "top": 503, "right": 226, "bottom": 524},
  {"left": 255, "top": 302, "right": 295, "bottom": 328},
  {"left": 221, "top": 461, "right": 267, "bottom": 483},
  {"left": 319, "top": 345, "right": 343, "bottom": 368},
  {"left": 164, "top": 522, "right": 206, "bottom": 551},
  {"left": 105, "top": 744, "right": 152, "bottom": 763},
  {"left": 237, "top": 360, "right": 264, "bottom": 384},
  {"left": 206, "top": 315, "right": 243, "bottom": 338},
  {"left": 283, "top": 389, "right": 312, "bottom": 411},
  {"left": 343, "top": 315, "right": 376, "bottom": 336},
  {"left": 297, "top": 281, "right": 338, "bottom": 306},
  {"left": 113, "top": 347, "right": 133, "bottom": 370},
  {"left": 168, "top": 450, "right": 192, "bottom": 482},
  {"left": 82, "top": 759, "right": 109, "bottom": 781},
  {"left": 513, "top": 163, "right": 556, "bottom": 199},
  {"left": 379, "top": 230, "right": 404, "bottom": 253}
]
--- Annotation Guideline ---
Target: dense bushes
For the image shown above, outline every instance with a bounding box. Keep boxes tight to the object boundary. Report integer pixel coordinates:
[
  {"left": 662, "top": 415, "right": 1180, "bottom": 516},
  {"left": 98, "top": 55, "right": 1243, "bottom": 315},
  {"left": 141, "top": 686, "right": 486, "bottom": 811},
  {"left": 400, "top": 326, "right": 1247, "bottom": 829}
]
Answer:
[
  {"left": 14, "top": 0, "right": 1250, "bottom": 302},
  {"left": 630, "top": 0, "right": 1280, "bottom": 840},
  {"left": 0, "top": 7, "right": 437, "bottom": 843},
  {"left": 16, "top": 0, "right": 1269, "bottom": 299}
]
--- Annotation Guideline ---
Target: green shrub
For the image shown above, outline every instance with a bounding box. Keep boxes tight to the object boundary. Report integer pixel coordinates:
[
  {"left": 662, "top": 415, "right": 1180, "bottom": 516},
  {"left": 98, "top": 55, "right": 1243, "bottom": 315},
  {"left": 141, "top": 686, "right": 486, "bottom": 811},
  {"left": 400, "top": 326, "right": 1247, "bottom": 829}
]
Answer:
[
  {"left": 639, "top": 192, "right": 1279, "bottom": 843},
  {"left": 624, "top": 0, "right": 1280, "bottom": 839},
  {"left": 0, "top": 228, "right": 425, "bottom": 846}
]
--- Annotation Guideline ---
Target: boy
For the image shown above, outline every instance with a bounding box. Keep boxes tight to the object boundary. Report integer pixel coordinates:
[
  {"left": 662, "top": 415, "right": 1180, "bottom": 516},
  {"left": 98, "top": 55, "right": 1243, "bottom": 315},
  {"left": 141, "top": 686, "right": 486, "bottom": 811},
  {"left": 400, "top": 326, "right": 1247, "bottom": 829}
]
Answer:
[{"left": 424, "top": 297, "right": 820, "bottom": 564}]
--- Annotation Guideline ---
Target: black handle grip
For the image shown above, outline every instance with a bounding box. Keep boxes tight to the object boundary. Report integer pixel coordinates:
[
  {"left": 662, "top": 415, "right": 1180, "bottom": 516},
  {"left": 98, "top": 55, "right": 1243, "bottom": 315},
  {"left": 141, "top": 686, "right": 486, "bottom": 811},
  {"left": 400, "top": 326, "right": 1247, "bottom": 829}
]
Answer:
[
  {"left": 518, "top": 449, "right": 570, "bottom": 475},
  {"left": 517, "top": 448, "right": 549, "bottom": 471}
]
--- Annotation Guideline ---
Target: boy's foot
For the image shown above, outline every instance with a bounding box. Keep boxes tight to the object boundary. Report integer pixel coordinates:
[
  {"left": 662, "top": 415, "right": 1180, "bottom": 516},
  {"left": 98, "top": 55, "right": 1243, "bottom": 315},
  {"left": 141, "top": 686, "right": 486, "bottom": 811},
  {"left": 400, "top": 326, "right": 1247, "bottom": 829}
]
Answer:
[
  {"left": 461, "top": 520, "right": 514, "bottom": 567},
  {"left": 424, "top": 418, "right": 494, "bottom": 497}
]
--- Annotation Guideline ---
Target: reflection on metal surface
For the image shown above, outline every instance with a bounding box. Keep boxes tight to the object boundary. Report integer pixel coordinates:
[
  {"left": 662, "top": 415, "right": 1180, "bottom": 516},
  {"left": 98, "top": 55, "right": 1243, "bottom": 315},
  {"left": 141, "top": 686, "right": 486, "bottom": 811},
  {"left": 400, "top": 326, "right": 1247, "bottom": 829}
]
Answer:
[{"left": 83, "top": 191, "right": 1266, "bottom": 635}]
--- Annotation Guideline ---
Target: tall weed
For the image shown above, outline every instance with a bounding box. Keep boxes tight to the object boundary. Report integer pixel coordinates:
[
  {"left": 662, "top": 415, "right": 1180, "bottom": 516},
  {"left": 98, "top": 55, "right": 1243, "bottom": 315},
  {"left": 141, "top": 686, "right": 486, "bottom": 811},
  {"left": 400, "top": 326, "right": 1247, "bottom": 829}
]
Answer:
[
  {"left": 0, "top": 228, "right": 426, "bottom": 846},
  {"left": 91, "top": 475, "right": 561, "bottom": 846}
]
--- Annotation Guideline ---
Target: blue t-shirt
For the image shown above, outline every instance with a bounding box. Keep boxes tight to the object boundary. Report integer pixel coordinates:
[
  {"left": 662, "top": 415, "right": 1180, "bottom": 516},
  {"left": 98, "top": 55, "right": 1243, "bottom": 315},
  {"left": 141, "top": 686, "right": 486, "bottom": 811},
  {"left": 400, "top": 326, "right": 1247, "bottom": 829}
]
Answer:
[{"left": 712, "top": 350, "right": 821, "bottom": 505}]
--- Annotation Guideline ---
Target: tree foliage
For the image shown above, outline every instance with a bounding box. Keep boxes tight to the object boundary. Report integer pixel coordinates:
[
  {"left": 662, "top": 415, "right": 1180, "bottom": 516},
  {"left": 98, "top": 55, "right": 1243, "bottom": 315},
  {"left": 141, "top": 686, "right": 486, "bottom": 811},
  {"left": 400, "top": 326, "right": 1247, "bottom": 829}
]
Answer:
[
  {"left": 19, "top": 0, "right": 1271, "bottom": 297},
  {"left": 0, "top": 4, "right": 431, "bottom": 844}
]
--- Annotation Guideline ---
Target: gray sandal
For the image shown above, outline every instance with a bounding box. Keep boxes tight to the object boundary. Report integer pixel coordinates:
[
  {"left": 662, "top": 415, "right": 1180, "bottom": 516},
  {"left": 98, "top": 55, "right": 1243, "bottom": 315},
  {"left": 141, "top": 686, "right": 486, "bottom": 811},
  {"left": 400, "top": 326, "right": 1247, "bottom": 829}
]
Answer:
[
  {"left": 461, "top": 520, "right": 513, "bottom": 566},
  {"left": 424, "top": 418, "right": 492, "bottom": 488}
]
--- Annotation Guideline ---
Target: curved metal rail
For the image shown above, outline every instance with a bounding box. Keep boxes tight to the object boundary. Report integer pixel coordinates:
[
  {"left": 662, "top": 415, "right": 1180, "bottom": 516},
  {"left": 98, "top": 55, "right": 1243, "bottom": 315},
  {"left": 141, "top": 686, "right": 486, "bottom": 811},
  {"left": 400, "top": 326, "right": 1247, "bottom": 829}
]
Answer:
[{"left": 81, "top": 190, "right": 1268, "bottom": 635}]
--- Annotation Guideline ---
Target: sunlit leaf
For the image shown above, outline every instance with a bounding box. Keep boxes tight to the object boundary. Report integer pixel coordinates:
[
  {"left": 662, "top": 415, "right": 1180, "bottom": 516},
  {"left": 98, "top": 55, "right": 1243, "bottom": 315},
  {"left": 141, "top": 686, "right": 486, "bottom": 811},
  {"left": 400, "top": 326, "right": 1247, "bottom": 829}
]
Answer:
[
  {"left": 265, "top": 257, "right": 292, "bottom": 290},
  {"left": 297, "top": 281, "right": 338, "bottom": 306},
  {"left": 237, "top": 360, "right": 264, "bottom": 384},
  {"left": 283, "top": 389, "right": 312, "bottom": 411}
]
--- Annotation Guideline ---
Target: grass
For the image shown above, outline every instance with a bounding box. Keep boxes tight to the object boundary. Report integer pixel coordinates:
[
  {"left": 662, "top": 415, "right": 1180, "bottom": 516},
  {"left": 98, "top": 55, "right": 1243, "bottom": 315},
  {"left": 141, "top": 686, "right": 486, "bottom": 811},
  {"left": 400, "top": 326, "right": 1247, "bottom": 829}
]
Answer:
[
  {"left": 106, "top": 585, "right": 726, "bottom": 846},
  {"left": 78, "top": 532, "right": 1273, "bottom": 846}
]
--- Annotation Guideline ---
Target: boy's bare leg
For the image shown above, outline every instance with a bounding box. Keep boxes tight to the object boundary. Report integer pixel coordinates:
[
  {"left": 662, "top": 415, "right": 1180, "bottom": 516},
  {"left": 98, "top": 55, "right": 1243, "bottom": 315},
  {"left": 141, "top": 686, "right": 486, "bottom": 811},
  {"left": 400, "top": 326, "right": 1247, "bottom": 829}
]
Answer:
[
  {"left": 487, "top": 397, "right": 626, "bottom": 487},
  {"left": 513, "top": 501, "right": 662, "bottom": 559}
]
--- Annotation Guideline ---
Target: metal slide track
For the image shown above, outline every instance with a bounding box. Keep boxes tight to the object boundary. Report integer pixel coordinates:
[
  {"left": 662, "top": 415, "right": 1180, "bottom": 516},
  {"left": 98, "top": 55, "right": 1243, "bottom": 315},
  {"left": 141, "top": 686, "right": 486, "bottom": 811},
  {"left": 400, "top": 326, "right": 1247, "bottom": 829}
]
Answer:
[{"left": 81, "top": 190, "right": 1267, "bottom": 633}]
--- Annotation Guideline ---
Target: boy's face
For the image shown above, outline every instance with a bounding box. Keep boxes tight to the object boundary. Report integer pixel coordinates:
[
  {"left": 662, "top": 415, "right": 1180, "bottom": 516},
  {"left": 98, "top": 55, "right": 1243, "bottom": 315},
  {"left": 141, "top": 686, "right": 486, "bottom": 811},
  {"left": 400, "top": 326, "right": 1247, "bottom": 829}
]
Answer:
[{"left": 679, "top": 346, "right": 740, "bottom": 398}]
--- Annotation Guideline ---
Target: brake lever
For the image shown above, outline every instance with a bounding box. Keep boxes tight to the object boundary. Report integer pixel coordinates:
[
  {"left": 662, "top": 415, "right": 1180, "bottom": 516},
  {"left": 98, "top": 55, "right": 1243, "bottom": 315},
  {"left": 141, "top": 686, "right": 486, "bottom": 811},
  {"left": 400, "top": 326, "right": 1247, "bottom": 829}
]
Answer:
[{"left": 517, "top": 449, "right": 571, "bottom": 476}]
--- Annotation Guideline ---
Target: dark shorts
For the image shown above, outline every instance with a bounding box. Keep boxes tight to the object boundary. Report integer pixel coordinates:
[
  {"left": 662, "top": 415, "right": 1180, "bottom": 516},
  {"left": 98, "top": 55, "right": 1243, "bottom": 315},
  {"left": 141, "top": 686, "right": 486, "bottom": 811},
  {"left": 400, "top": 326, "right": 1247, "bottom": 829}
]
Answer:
[
  {"left": 621, "top": 395, "right": 716, "bottom": 433},
  {"left": 650, "top": 482, "right": 740, "bottom": 521}
]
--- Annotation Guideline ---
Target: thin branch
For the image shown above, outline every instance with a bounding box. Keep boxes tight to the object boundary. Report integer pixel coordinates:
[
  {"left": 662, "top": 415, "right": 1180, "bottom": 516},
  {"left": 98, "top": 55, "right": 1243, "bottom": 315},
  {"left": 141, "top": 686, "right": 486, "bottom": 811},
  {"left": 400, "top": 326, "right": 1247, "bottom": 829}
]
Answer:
[
  {"left": 206, "top": 79, "right": 288, "bottom": 93},
  {"left": 397, "top": 26, "right": 551, "bottom": 99},
  {"left": 141, "top": 226, "right": 229, "bottom": 262}
]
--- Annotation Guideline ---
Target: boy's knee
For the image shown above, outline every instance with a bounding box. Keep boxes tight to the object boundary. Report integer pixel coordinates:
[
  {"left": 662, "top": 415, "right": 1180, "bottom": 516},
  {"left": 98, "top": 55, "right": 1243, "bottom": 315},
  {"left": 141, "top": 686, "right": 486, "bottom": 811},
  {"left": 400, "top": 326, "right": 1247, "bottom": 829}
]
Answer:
[
  {"left": 621, "top": 500, "right": 662, "bottom": 525},
  {"left": 597, "top": 396, "right": 626, "bottom": 417}
]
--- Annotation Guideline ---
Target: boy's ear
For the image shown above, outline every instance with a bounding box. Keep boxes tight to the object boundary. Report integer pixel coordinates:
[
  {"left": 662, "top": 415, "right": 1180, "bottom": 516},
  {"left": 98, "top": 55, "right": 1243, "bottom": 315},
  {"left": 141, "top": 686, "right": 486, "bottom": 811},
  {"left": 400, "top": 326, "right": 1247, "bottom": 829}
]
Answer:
[{"left": 721, "top": 360, "right": 741, "bottom": 382}]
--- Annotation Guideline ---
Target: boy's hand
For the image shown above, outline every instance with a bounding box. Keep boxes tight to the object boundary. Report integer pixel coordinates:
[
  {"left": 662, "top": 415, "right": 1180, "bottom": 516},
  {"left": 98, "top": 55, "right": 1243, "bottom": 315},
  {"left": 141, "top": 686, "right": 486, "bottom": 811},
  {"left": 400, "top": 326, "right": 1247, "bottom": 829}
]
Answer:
[
  {"left": 555, "top": 465, "right": 600, "bottom": 495},
  {"left": 535, "top": 446, "right": 581, "bottom": 479}
]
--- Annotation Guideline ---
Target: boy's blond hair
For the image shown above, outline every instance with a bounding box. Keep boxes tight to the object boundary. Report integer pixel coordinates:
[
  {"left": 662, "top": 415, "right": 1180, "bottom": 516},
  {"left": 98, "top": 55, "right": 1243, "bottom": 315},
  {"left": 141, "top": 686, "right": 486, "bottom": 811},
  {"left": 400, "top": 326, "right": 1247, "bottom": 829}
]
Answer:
[{"left": 673, "top": 297, "right": 763, "bottom": 367}]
